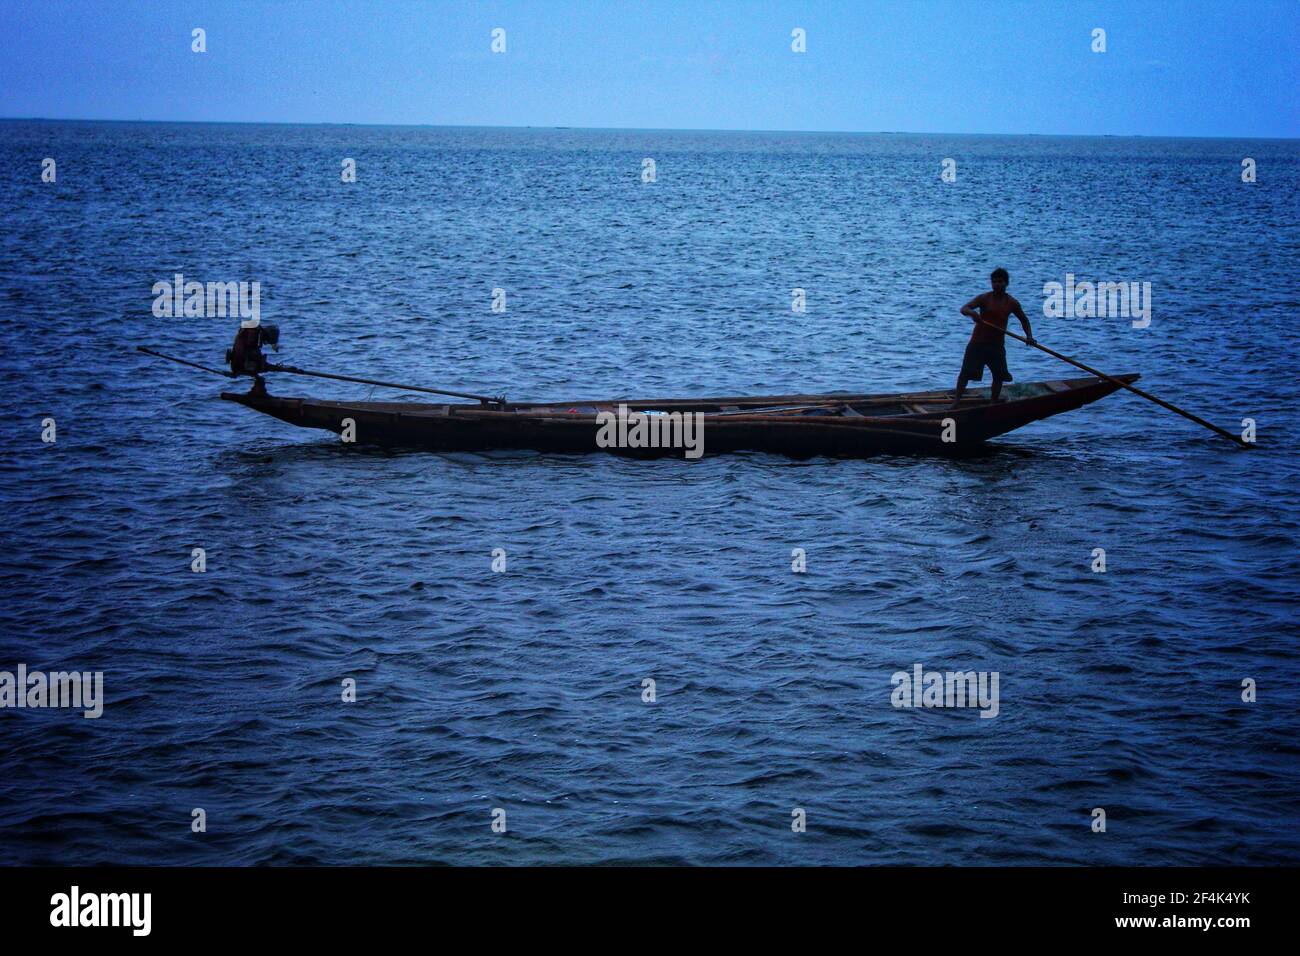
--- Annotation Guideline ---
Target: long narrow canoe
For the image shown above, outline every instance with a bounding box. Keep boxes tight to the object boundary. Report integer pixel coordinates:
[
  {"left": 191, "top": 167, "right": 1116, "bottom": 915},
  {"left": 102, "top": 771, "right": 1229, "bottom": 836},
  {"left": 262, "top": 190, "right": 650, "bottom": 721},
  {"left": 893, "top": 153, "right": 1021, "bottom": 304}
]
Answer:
[{"left": 220, "top": 373, "right": 1135, "bottom": 458}]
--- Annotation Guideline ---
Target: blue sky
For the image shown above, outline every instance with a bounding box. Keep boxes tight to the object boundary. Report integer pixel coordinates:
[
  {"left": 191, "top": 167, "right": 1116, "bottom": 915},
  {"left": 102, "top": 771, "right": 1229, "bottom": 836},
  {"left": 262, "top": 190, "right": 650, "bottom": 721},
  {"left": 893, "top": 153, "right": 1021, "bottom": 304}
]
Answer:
[{"left": 2, "top": 0, "right": 1296, "bottom": 136}]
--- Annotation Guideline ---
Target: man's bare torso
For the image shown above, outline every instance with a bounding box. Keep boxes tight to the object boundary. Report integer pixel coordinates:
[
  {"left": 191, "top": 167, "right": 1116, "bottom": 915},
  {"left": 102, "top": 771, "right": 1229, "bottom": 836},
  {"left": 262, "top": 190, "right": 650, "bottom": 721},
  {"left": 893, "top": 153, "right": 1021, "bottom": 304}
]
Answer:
[{"left": 969, "top": 292, "right": 1020, "bottom": 344}]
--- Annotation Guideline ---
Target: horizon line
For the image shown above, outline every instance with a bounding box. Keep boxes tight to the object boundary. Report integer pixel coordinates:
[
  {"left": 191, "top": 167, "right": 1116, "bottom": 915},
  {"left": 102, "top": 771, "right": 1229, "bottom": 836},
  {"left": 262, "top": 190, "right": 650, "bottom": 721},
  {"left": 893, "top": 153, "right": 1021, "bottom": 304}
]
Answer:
[{"left": 1, "top": 116, "right": 1295, "bottom": 142}]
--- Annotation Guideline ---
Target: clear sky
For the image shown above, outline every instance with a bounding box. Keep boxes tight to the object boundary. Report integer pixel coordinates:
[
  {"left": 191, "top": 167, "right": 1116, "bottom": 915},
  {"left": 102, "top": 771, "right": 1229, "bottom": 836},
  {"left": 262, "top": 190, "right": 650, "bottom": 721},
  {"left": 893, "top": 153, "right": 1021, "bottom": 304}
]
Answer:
[{"left": 2, "top": 0, "right": 1296, "bottom": 137}]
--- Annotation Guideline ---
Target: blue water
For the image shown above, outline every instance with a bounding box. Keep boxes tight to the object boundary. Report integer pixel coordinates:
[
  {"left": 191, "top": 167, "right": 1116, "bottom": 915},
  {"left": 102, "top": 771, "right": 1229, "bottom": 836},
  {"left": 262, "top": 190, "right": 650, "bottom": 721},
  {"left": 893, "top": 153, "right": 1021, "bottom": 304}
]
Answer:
[{"left": 1, "top": 122, "right": 1298, "bottom": 865}]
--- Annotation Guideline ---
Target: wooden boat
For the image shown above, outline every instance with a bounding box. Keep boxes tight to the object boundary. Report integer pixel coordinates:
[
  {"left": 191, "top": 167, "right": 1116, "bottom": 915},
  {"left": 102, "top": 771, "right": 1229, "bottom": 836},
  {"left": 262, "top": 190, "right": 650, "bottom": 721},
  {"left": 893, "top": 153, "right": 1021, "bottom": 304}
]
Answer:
[{"left": 220, "top": 373, "right": 1136, "bottom": 458}]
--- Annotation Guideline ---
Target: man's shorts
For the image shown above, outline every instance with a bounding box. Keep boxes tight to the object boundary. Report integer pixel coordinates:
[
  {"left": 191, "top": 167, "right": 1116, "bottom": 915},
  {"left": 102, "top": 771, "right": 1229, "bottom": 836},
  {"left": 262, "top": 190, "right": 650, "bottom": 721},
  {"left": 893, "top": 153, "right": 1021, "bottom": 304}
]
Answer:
[{"left": 960, "top": 341, "right": 1012, "bottom": 383}]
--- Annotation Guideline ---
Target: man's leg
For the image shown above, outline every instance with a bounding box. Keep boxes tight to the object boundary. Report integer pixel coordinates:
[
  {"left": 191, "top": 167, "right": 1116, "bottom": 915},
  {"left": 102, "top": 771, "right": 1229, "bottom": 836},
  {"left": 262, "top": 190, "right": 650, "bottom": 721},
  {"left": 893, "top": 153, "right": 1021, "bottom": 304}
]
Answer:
[
  {"left": 990, "top": 347, "right": 1011, "bottom": 399},
  {"left": 952, "top": 376, "right": 968, "bottom": 406}
]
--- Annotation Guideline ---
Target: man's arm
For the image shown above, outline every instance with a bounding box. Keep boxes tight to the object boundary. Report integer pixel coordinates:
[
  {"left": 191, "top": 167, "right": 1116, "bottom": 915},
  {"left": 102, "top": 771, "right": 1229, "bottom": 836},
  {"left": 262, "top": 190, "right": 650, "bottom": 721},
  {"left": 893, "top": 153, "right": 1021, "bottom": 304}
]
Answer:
[
  {"left": 960, "top": 294, "right": 985, "bottom": 321},
  {"left": 1012, "top": 298, "right": 1036, "bottom": 346}
]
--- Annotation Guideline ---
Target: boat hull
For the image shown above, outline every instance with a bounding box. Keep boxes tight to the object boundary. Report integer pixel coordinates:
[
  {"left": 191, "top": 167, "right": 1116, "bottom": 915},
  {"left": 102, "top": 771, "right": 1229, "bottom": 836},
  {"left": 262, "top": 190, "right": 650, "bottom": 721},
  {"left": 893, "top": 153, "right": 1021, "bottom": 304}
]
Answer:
[{"left": 220, "top": 374, "right": 1135, "bottom": 459}]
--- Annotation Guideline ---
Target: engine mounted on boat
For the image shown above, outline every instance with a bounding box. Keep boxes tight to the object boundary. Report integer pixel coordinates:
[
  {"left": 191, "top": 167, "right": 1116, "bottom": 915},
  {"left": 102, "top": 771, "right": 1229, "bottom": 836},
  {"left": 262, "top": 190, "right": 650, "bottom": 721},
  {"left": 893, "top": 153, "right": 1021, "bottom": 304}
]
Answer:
[{"left": 226, "top": 322, "right": 279, "bottom": 377}]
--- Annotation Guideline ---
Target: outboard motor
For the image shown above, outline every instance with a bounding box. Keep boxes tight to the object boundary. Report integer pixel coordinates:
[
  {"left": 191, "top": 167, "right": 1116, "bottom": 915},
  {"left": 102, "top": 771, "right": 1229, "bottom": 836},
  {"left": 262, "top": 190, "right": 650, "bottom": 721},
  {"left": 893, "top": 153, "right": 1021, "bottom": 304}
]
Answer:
[{"left": 227, "top": 322, "right": 280, "bottom": 378}]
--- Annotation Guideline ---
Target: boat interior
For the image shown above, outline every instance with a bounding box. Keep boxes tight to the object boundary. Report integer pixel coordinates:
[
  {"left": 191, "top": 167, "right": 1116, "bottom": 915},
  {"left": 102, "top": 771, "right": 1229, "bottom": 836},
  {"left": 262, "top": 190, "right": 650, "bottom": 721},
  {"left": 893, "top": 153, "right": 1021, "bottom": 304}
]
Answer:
[{"left": 509, "top": 380, "right": 1076, "bottom": 419}]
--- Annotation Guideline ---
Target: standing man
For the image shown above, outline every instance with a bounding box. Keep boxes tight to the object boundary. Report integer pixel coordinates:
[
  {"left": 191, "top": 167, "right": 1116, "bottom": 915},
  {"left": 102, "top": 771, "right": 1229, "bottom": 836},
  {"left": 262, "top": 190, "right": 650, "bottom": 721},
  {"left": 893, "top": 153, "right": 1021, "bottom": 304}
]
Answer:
[{"left": 953, "top": 267, "right": 1035, "bottom": 404}]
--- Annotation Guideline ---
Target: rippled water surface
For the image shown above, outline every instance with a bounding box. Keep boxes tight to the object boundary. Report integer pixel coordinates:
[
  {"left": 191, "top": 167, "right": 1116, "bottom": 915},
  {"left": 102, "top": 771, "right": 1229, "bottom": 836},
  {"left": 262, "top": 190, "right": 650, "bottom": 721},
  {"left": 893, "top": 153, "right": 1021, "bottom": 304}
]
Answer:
[{"left": 1, "top": 123, "right": 1298, "bottom": 865}]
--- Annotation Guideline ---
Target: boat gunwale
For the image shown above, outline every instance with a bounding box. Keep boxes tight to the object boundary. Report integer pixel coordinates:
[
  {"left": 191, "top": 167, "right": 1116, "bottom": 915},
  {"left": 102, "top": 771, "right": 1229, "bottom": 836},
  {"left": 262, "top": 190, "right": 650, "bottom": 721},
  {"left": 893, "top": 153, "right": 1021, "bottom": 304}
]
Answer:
[
  {"left": 226, "top": 374, "right": 1138, "bottom": 418},
  {"left": 228, "top": 374, "right": 1138, "bottom": 423}
]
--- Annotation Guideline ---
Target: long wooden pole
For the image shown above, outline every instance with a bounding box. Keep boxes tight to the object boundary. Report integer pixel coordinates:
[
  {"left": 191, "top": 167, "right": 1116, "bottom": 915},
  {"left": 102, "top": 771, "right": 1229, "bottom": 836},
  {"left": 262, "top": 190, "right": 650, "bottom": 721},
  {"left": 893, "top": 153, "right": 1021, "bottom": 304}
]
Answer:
[
  {"left": 137, "top": 347, "right": 505, "bottom": 405},
  {"left": 137, "top": 346, "right": 234, "bottom": 378},
  {"left": 267, "top": 363, "right": 506, "bottom": 405},
  {"left": 977, "top": 320, "right": 1249, "bottom": 448}
]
